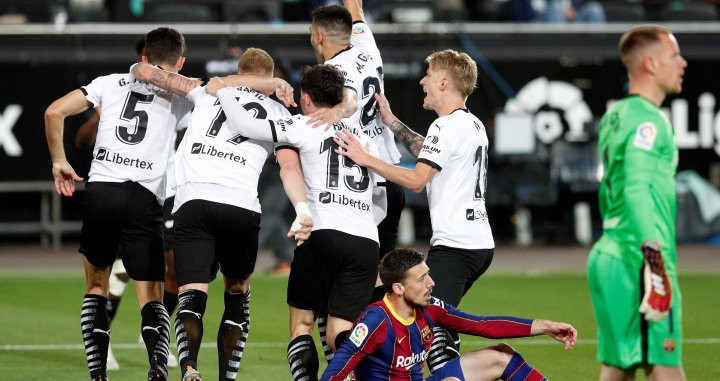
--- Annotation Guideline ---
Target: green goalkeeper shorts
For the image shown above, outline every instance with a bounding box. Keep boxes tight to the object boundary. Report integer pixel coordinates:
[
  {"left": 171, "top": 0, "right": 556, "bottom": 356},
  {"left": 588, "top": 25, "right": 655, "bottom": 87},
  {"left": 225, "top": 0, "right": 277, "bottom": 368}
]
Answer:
[{"left": 587, "top": 246, "right": 682, "bottom": 368}]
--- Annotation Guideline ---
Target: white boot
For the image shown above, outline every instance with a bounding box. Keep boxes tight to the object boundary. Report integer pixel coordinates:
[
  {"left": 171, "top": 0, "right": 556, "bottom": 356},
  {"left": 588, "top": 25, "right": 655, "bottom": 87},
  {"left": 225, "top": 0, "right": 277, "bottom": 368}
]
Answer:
[
  {"left": 167, "top": 351, "right": 178, "bottom": 368},
  {"left": 106, "top": 344, "right": 120, "bottom": 371}
]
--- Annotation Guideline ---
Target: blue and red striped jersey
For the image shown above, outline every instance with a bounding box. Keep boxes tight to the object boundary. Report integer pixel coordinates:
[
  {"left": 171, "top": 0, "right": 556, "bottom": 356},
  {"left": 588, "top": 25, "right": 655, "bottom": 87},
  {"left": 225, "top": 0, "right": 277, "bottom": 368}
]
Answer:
[{"left": 321, "top": 295, "right": 534, "bottom": 381}]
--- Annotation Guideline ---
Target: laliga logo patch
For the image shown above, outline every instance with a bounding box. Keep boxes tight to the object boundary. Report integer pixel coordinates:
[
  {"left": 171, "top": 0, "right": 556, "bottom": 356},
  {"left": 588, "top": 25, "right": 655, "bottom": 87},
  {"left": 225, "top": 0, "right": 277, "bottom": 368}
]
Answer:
[
  {"left": 352, "top": 26, "right": 365, "bottom": 35},
  {"left": 421, "top": 326, "right": 432, "bottom": 342},
  {"left": 350, "top": 323, "right": 369, "bottom": 347},
  {"left": 663, "top": 338, "right": 676, "bottom": 353},
  {"left": 319, "top": 192, "right": 332, "bottom": 204},
  {"left": 633, "top": 122, "right": 657, "bottom": 151}
]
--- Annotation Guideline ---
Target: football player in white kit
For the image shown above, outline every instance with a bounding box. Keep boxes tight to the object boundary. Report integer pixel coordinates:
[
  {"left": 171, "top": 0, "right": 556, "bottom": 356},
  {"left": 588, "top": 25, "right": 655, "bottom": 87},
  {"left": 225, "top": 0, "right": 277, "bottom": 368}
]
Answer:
[
  {"left": 206, "top": 64, "right": 384, "bottom": 381},
  {"left": 308, "top": 2, "right": 407, "bottom": 361},
  {"left": 45, "top": 27, "right": 192, "bottom": 381},
  {"left": 130, "top": 48, "right": 310, "bottom": 381},
  {"left": 334, "top": 49, "right": 496, "bottom": 372}
]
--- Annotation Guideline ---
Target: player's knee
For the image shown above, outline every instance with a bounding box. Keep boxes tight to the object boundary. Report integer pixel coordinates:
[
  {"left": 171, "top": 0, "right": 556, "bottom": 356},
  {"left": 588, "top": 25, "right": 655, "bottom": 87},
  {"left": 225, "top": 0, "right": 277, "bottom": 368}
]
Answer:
[
  {"left": 224, "top": 277, "right": 250, "bottom": 294},
  {"left": 328, "top": 329, "right": 350, "bottom": 353},
  {"left": 493, "top": 342, "right": 515, "bottom": 355}
]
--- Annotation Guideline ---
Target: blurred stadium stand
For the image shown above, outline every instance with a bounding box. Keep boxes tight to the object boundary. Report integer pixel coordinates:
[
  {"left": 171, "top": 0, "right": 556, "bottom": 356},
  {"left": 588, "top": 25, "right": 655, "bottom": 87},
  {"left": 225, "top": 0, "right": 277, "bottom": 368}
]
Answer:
[{"left": 1, "top": 14, "right": 720, "bottom": 246}]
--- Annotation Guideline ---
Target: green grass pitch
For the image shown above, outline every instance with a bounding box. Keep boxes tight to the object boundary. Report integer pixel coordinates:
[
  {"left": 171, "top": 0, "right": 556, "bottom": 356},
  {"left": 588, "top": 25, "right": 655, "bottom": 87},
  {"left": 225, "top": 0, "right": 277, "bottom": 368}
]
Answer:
[{"left": 1, "top": 270, "right": 718, "bottom": 380}]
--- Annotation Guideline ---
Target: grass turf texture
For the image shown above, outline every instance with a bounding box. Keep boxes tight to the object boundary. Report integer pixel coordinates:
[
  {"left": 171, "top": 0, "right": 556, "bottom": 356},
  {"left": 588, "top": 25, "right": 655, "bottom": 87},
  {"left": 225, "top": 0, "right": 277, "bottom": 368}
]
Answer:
[{"left": 1, "top": 271, "right": 718, "bottom": 380}]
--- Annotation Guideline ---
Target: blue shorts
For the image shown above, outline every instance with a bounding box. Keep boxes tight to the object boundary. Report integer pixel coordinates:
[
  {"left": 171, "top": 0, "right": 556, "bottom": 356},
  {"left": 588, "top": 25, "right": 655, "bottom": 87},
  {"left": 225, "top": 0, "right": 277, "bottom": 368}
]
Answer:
[{"left": 426, "top": 357, "right": 464, "bottom": 381}]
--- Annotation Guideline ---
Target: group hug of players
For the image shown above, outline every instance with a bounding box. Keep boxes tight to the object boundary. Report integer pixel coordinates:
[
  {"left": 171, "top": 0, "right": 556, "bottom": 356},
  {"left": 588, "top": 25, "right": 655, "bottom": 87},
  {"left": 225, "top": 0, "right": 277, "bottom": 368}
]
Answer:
[{"left": 45, "top": 2, "right": 584, "bottom": 381}]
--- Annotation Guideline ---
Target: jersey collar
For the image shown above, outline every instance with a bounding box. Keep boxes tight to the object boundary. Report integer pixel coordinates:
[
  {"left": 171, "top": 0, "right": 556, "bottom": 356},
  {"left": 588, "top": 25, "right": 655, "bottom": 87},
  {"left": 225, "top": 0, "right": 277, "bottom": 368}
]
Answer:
[
  {"left": 383, "top": 294, "right": 416, "bottom": 325},
  {"left": 329, "top": 45, "right": 353, "bottom": 60}
]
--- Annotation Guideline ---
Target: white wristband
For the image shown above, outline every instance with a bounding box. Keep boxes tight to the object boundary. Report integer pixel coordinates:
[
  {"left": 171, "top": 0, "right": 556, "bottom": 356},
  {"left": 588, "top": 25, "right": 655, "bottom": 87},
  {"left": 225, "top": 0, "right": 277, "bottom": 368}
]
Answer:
[{"left": 294, "top": 201, "right": 310, "bottom": 217}]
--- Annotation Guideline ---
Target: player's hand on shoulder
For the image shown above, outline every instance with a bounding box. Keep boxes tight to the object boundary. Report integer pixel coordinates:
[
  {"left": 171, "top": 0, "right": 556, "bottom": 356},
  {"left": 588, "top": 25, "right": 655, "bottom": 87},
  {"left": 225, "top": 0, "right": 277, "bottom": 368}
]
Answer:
[
  {"left": 374, "top": 93, "right": 398, "bottom": 130},
  {"left": 532, "top": 319, "right": 577, "bottom": 350},
  {"left": 306, "top": 105, "right": 343, "bottom": 131},
  {"left": 205, "top": 77, "right": 227, "bottom": 97},
  {"left": 272, "top": 78, "right": 297, "bottom": 108},
  {"left": 639, "top": 241, "right": 673, "bottom": 322},
  {"left": 334, "top": 129, "right": 370, "bottom": 166},
  {"left": 52, "top": 161, "right": 84, "bottom": 197}
]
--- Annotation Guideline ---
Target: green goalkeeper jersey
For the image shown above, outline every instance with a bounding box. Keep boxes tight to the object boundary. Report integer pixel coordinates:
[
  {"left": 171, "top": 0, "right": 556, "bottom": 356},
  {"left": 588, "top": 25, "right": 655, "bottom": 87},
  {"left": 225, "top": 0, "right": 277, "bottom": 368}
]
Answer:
[{"left": 594, "top": 95, "right": 678, "bottom": 269}]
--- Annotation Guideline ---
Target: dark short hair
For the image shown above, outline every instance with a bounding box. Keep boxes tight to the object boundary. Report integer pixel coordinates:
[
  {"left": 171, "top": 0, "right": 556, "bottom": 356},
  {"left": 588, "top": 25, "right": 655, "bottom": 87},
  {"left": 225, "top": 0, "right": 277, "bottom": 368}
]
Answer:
[
  {"left": 143, "top": 27, "right": 186, "bottom": 67},
  {"left": 238, "top": 47, "right": 274, "bottom": 76},
  {"left": 619, "top": 25, "right": 671, "bottom": 69},
  {"left": 135, "top": 36, "right": 145, "bottom": 56},
  {"left": 311, "top": 5, "right": 352, "bottom": 38},
  {"left": 300, "top": 64, "right": 344, "bottom": 108},
  {"left": 379, "top": 248, "right": 426, "bottom": 293}
]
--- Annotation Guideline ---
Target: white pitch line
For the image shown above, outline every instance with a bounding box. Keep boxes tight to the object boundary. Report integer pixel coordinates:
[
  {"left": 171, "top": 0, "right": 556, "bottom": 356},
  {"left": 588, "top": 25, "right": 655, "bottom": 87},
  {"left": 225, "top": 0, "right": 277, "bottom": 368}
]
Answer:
[{"left": 2, "top": 338, "right": 719, "bottom": 351}]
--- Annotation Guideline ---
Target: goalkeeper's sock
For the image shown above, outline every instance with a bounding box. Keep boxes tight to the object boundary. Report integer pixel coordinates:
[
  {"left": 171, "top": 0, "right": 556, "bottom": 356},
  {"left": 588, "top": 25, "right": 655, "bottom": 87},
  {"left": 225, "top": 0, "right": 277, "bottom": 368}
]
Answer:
[
  {"left": 501, "top": 351, "right": 546, "bottom": 381},
  {"left": 81, "top": 294, "right": 110, "bottom": 381}
]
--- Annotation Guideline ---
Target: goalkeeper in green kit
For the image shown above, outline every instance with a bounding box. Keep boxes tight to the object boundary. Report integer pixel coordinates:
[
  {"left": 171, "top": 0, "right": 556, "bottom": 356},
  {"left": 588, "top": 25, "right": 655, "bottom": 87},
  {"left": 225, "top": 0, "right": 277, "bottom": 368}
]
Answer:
[{"left": 588, "top": 25, "right": 687, "bottom": 381}]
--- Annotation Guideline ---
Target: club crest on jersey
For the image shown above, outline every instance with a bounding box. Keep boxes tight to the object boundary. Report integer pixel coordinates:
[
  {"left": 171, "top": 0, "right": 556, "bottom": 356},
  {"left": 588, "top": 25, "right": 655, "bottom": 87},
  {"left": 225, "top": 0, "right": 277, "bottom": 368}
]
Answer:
[
  {"left": 633, "top": 122, "right": 657, "bottom": 151},
  {"left": 427, "top": 135, "right": 439, "bottom": 144},
  {"left": 663, "top": 338, "right": 676, "bottom": 353},
  {"left": 421, "top": 326, "right": 432, "bottom": 342},
  {"left": 350, "top": 323, "right": 369, "bottom": 347}
]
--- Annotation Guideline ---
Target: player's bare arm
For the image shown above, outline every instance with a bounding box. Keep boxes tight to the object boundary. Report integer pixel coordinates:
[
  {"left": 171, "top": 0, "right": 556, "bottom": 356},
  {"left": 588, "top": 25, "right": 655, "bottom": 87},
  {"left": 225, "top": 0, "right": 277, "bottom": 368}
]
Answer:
[
  {"left": 205, "top": 75, "right": 296, "bottom": 107},
  {"left": 75, "top": 108, "right": 100, "bottom": 150},
  {"left": 45, "top": 89, "right": 90, "bottom": 196},
  {"left": 277, "top": 147, "right": 313, "bottom": 246},
  {"left": 334, "top": 128, "right": 436, "bottom": 192},
  {"left": 375, "top": 93, "right": 424, "bottom": 157},
  {"left": 131, "top": 62, "right": 202, "bottom": 96},
  {"left": 530, "top": 319, "right": 577, "bottom": 350},
  {"left": 343, "top": 0, "right": 366, "bottom": 22},
  {"left": 307, "top": 87, "right": 357, "bottom": 129}
]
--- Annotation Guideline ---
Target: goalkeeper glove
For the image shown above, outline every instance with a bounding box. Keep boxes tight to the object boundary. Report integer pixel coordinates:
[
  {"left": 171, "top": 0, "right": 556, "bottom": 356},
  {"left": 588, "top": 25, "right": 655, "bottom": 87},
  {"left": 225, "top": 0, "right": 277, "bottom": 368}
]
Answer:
[{"left": 638, "top": 241, "right": 672, "bottom": 322}]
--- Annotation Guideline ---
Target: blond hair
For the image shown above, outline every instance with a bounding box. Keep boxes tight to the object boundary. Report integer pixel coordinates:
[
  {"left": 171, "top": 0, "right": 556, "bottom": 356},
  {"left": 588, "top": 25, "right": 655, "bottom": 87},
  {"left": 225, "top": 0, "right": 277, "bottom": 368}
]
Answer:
[
  {"left": 619, "top": 25, "right": 671, "bottom": 71},
  {"left": 237, "top": 47, "right": 274, "bottom": 76},
  {"left": 426, "top": 50, "right": 477, "bottom": 98}
]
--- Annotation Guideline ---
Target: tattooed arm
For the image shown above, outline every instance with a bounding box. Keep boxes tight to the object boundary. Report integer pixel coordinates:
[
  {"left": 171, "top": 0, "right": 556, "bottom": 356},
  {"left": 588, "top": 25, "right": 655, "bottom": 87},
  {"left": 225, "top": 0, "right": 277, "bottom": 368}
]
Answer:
[
  {"left": 375, "top": 93, "right": 424, "bottom": 157},
  {"left": 131, "top": 62, "right": 202, "bottom": 96}
]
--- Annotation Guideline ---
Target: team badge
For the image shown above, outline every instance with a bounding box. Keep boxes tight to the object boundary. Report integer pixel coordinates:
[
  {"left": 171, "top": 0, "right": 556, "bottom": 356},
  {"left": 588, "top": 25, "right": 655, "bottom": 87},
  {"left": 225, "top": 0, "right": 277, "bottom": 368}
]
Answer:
[
  {"left": 421, "top": 326, "right": 432, "bottom": 342},
  {"left": 663, "top": 338, "right": 676, "bottom": 353},
  {"left": 633, "top": 122, "right": 657, "bottom": 151},
  {"left": 350, "top": 323, "right": 369, "bottom": 347}
]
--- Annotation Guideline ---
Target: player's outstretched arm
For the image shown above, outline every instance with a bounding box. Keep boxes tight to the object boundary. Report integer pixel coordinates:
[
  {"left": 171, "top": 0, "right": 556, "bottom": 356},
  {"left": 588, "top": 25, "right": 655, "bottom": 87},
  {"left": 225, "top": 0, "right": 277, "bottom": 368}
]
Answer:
[
  {"left": 344, "top": 0, "right": 365, "bottom": 22},
  {"left": 130, "top": 62, "right": 202, "bottom": 97},
  {"left": 45, "top": 89, "right": 89, "bottom": 196},
  {"left": 307, "top": 87, "right": 357, "bottom": 130},
  {"left": 334, "top": 128, "right": 436, "bottom": 192},
  {"left": 530, "top": 319, "right": 577, "bottom": 350},
  {"left": 221, "top": 75, "right": 296, "bottom": 108},
  {"left": 277, "top": 148, "right": 312, "bottom": 246},
  {"left": 374, "top": 93, "right": 424, "bottom": 157}
]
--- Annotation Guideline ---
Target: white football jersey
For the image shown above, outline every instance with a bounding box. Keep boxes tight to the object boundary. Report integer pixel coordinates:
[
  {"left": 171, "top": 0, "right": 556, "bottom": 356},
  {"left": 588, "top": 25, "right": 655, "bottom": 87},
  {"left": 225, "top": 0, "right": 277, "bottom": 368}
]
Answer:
[
  {"left": 164, "top": 112, "right": 189, "bottom": 200},
  {"left": 326, "top": 31, "right": 401, "bottom": 165},
  {"left": 417, "top": 109, "right": 495, "bottom": 249},
  {"left": 83, "top": 73, "right": 192, "bottom": 204},
  {"left": 217, "top": 87, "right": 381, "bottom": 242},
  {"left": 173, "top": 86, "right": 291, "bottom": 213}
]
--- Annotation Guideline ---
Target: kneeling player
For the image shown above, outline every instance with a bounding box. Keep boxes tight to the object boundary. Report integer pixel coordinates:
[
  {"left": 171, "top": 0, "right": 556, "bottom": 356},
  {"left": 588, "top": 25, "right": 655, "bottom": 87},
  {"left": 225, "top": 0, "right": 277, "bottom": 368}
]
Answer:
[{"left": 321, "top": 248, "right": 577, "bottom": 381}]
